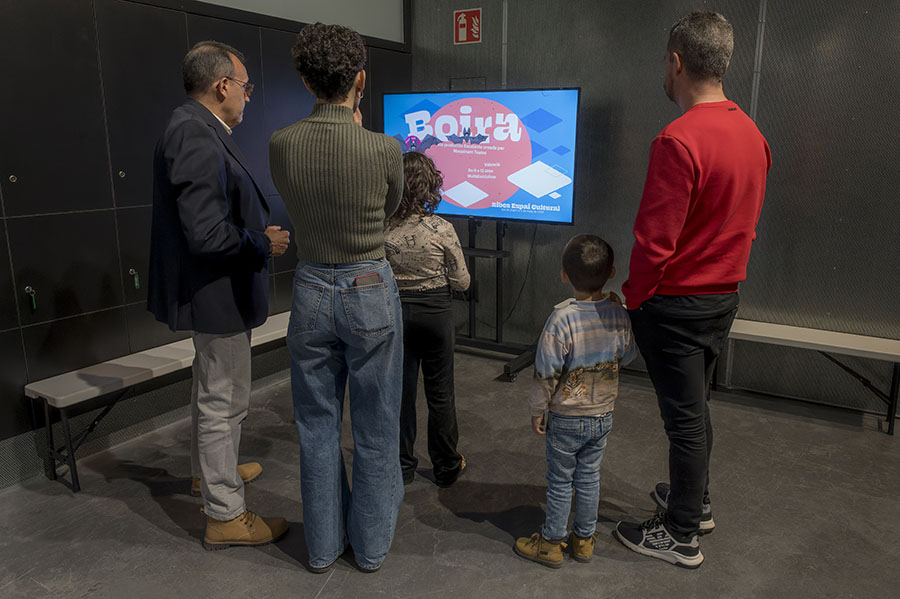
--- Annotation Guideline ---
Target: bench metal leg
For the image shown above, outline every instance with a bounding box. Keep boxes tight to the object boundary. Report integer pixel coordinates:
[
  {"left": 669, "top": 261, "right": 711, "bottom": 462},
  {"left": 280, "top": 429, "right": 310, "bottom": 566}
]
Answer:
[
  {"left": 888, "top": 363, "right": 899, "bottom": 436},
  {"left": 41, "top": 389, "right": 130, "bottom": 492},
  {"left": 817, "top": 351, "right": 899, "bottom": 435},
  {"left": 43, "top": 400, "right": 56, "bottom": 481},
  {"left": 59, "top": 408, "right": 81, "bottom": 492}
]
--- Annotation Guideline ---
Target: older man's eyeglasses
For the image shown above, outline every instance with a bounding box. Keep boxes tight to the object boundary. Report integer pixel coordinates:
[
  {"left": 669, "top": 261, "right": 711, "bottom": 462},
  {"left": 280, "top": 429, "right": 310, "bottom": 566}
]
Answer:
[{"left": 226, "top": 77, "right": 254, "bottom": 98}]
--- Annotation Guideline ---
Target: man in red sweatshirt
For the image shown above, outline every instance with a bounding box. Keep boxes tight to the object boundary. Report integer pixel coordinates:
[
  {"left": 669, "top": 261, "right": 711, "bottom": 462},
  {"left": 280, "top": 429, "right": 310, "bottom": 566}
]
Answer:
[{"left": 614, "top": 12, "right": 771, "bottom": 568}]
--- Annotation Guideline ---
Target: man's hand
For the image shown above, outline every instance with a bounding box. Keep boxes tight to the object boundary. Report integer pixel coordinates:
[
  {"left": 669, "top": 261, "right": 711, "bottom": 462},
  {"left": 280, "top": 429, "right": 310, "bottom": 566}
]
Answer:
[
  {"left": 531, "top": 415, "right": 546, "bottom": 436},
  {"left": 607, "top": 291, "right": 623, "bottom": 306},
  {"left": 265, "top": 225, "right": 290, "bottom": 257},
  {"left": 353, "top": 107, "right": 363, "bottom": 127}
]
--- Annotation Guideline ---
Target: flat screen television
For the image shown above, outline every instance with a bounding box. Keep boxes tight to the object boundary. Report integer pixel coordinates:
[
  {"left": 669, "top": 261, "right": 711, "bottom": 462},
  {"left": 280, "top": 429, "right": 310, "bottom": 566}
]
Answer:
[{"left": 383, "top": 88, "right": 579, "bottom": 224}]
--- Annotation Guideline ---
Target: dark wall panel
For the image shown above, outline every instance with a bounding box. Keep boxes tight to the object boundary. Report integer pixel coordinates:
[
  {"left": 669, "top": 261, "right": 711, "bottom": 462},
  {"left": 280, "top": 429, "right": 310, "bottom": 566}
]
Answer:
[
  {"left": 267, "top": 275, "right": 279, "bottom": 316},
  {"left": 116, "top": 207, "right": 152, "bottom": 305},
  {"left": 0, "top": 0, "right": 409, "bottom": 450},
  {"left": 22, "top": 308, "right": 129, "bottom": 382},
  {"left": 271, "top": 271, "right": 294, "bottom": 315},
  {"left": 96, "top": 0, "right": 189, "bottom": 208},
  {"left": 0, "top": 329, "right": 29, "bottom": 441},
  {"left": 187, "top": 15, "right": 273, "bottom": 195},
  {"left": 261, "top": 28, "right": 315, "bottom": 136},
  {"left": 358, "top": 49, "right": 374, "bottom": 127},
  {"left": 0, "top": 0, "right": 112, "bottom": 217},
  {"left": 8, "top": 211, "right": 124, "bottom": 326},
  {"left": 0, "top": 223, "right": 19, "bottom": 331},
  {"left": 267, "top": 196, "right": 297, "bottom": 274},
  {"left": 368, "top": 47, "right": 413, "bottom": 133},
  {"left": 125, "top": 302, "right": 189, "bottom": 353}
]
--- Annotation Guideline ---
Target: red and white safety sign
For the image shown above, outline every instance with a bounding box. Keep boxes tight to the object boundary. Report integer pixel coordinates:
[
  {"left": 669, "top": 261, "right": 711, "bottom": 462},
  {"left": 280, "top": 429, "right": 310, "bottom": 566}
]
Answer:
[{"left": 454, "top": 8, "right": 482, "bottom": 45}]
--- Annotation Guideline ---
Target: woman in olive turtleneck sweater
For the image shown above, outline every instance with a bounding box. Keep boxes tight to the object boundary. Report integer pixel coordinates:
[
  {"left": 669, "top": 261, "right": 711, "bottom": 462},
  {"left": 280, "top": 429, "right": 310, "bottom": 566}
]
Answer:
[{"left": 269, "top": 23, "right": 403, "bottom": 575}]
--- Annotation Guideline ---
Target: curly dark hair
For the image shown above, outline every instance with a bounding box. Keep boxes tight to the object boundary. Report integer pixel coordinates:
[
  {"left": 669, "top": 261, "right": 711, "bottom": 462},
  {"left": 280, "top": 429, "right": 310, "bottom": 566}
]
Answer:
[
  {"left": 390, "top": 152, "right": 443, "bottom": 222},
  {"left": 292, "top": 23, "right": 366, "bottom": 101}
]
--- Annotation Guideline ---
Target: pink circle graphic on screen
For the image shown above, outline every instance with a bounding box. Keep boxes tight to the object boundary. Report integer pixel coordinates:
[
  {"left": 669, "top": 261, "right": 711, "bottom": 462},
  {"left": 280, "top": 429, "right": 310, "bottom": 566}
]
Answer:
[{"left": 424, "top": 98, "right": 531, "bottom": 210}]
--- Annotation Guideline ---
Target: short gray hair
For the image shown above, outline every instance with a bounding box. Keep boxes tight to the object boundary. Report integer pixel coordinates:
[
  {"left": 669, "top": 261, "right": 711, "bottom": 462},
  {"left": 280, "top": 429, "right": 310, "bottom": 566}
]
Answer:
[
  {"left": 667, "top": 12, "right": 734, "bottom": 82},
  {"left": 182, "top": 41, "right": 245, "bottom": 94}
]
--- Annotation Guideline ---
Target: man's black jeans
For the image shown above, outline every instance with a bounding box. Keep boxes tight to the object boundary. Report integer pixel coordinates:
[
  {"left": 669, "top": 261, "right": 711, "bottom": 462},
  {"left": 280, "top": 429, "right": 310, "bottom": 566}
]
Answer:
[
  {"left": 398, "top": 288, "right": 463, "bottom": 485},
  {"left": 628, "top": 293, "right": 739, "bottom": 538}
]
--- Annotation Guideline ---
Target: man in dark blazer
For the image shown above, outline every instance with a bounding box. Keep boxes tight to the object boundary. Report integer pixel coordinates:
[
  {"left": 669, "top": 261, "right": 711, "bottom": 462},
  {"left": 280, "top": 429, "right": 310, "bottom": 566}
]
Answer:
[{"left": 148, "top": 41, "right": 289, "bottom": 550}]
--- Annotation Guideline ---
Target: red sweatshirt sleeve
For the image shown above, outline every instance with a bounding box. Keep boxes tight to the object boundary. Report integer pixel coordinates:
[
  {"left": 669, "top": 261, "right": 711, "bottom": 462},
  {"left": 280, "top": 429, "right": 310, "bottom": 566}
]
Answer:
[{"left": 622, "top": 135, "right": 695, "bottom": 309}]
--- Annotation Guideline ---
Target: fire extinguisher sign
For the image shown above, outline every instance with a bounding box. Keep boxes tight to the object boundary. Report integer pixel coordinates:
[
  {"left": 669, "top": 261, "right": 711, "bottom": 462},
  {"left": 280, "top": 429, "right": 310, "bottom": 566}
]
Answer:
[{"left": 454, "top": 8, "right": 482, "bottom": 45}]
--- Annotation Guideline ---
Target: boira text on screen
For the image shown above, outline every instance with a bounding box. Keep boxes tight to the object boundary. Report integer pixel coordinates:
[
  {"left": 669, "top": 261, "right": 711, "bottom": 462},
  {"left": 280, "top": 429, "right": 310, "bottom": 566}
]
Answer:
[{"left": 383, "top": 89, "right": 580, "bottom": 225}]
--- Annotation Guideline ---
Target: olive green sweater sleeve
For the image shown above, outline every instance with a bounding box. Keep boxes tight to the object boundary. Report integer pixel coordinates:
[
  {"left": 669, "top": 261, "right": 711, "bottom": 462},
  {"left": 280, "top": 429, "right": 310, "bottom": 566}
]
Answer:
[{"left": 269, "top": 103, "right": 404, "bottom": 263}]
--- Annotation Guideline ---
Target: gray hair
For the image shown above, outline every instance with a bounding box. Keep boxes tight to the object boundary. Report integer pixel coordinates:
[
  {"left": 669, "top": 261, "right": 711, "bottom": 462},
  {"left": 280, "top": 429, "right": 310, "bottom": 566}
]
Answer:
[
  {"left": 667, "top": 12, "right": 734, "bottom": 82},
  {"left": 182, "top": 41, "right": 245, "bottom": 95}
]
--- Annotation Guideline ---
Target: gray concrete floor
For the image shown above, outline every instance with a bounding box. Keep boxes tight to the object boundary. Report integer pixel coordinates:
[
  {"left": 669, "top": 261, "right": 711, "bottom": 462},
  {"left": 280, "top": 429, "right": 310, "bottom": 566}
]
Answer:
[{"left": 1, "top": 351, "right": 899, "bottom": 598}]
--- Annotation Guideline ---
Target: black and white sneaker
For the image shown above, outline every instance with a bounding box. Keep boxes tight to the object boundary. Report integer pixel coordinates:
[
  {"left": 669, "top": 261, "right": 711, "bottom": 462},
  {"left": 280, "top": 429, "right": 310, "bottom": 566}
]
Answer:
[
  {"left": 614, "top": 514, "right": 704, "bottom": 569},
  {"left": 652, "top": 482, "right": 715, "bottom": 534}
]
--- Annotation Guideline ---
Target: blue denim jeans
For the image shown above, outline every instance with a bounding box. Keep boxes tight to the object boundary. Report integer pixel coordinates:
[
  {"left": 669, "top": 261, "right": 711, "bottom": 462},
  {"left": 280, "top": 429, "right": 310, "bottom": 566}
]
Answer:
[
  {"left": 542, "top": 411, "right": 614, "bottom": 541},
  {"left": 287, "top": 259, "right": 404, "bottom": 570}
]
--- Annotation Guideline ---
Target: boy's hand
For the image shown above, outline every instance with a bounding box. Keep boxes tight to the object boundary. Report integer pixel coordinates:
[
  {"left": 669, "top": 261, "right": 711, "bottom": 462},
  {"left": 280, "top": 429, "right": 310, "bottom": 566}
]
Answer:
[{"left": 531, "top": 415, "right": 546, "bottom": 435}]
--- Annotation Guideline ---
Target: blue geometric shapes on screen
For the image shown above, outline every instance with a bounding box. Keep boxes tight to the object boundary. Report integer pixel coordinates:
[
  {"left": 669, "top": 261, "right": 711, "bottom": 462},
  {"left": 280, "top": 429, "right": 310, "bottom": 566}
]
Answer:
[
  {"left": 521, "top": 108, "right": 563, "bottom": 133},
  {"left": 407, "top": 99, "right": 443, "bottom": 116},
  {"left": 442, "top": 181, "right": 489, "bottom": 207},
  {"left": 553, "top": 145, "right": 570, "bottom": 155},
  {"left": 507, "top": 161, "right": 572, "bottom": 198},
  {"left": 531, "top": 140, "right": 548, "bottom": 157}
]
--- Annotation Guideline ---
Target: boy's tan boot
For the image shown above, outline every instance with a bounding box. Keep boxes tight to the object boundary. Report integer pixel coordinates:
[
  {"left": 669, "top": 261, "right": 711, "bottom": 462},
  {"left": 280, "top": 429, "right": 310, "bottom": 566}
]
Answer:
[
  {"left": 513, "top": 533, "right": 566, "bottom": 568},
  {"left": 571, "top": 533, "right": 595, "bottom": 563},
  {"left": 191, "top": 462, "right": 263, "bottom": 496},
  {"left": 202, "top": 510, "right": 288, "bottom": 550}
]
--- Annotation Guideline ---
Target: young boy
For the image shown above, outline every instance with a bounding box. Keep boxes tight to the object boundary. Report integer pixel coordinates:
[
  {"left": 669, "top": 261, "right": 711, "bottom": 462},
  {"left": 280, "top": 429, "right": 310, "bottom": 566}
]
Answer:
[{"left": 514, "top": 235, "right": 636, "bottom": 568}]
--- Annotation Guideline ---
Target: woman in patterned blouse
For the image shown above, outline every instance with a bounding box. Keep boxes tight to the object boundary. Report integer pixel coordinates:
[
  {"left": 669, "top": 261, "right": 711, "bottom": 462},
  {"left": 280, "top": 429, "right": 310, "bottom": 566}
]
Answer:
[{"left": 385, "top": 151, "right": 471, "bottom": 487}]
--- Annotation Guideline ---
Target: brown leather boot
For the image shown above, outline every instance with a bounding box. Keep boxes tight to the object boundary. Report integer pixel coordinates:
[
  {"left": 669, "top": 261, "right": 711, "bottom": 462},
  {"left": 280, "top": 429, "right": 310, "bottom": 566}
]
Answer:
[
  {"left": 203, "top": 510, "right": 288, "bottom": 550},
  {"left": 571, "top": 533, "right": 595, "bottom": 563},
  {"left": 191, "top": 462, "right": 263, "bottom": 497},
  {"left": 513, "top": 533, "right": 566, "bottom": 568}
]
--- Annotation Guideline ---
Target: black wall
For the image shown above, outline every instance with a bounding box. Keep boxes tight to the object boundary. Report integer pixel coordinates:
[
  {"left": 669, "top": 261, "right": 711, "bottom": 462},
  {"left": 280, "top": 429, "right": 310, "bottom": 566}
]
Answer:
[
  {"left": 411, "top": 0, "right": 900, "bottom": 414},
  {"left": 0, "top": 0, "right": 411, "bottom": 441}
]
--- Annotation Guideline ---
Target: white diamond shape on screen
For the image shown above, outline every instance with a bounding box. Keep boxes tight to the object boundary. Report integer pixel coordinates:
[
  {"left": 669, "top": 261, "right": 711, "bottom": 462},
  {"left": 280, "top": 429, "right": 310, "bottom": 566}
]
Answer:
[
  {"left": 442, "top": 181, "right": 489, "bottom": 207},
  {"left": 549, "top": 191, "right": 562, "bottom": 199},
  {"left": 507, "top": 161, "right": 572, "bottom": 198}
]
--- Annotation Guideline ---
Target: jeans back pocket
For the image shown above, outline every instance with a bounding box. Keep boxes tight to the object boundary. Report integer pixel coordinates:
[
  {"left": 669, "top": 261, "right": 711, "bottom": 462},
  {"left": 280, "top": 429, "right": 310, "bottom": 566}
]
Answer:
[
  {"left": 548, "top": 415, "right": 584, "bottom": 453},
  {"left": 340, "top": 283, "right": 395, "bottom": 338},
  {"left": 290, "top": 281, "right": 326, "bottom": 333}
]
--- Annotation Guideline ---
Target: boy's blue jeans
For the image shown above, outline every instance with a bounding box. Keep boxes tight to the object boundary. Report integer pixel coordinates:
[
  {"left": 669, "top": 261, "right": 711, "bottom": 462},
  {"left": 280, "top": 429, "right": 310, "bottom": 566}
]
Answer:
[
  {"left": 287, "top": 259, "right": 404, "bottom": 571},
  {"left": 542, "top": 411, "right": 613, "bottom": 541}
]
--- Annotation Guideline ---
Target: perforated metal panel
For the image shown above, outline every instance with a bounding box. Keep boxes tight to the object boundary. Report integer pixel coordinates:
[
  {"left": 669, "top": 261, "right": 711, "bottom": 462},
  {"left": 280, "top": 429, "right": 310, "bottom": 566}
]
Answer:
[{"left": 742, "top": 1, "right": 900, "bottom": 339}]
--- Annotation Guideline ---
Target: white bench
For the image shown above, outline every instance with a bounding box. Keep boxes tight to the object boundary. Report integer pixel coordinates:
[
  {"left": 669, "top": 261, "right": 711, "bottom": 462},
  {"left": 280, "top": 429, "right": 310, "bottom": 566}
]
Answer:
[
  {"left": 722, "top": 319, "right": 900, "bottom": 435},
  {"left": 24, "top": 312, "right": 290, "bottom": 492}
]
